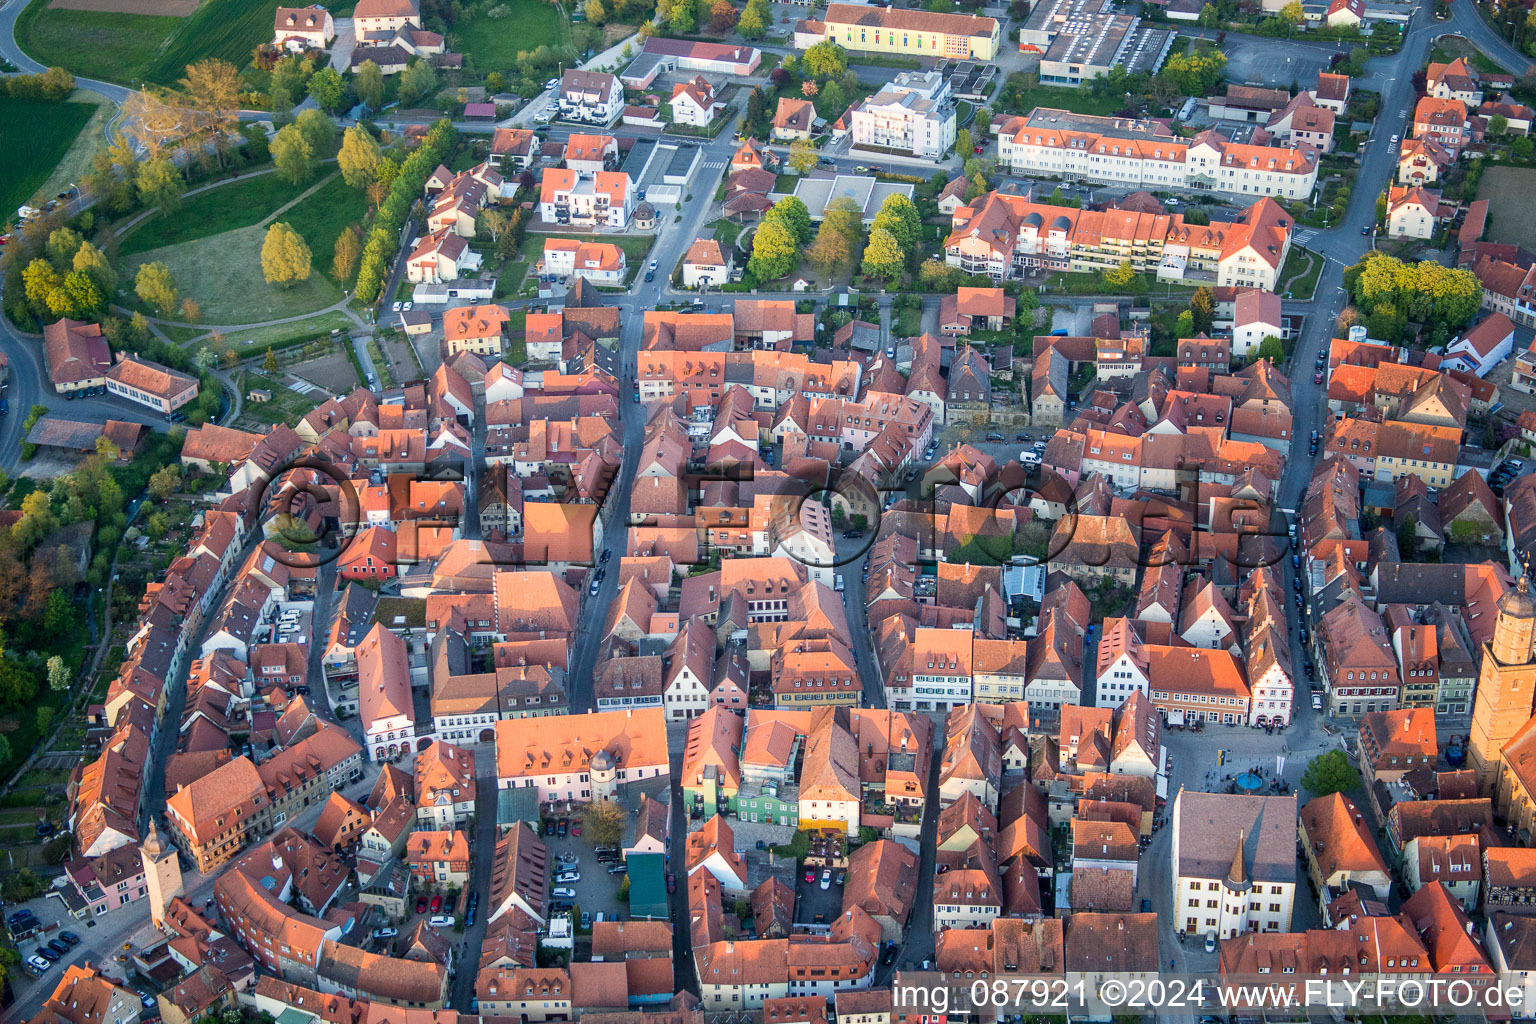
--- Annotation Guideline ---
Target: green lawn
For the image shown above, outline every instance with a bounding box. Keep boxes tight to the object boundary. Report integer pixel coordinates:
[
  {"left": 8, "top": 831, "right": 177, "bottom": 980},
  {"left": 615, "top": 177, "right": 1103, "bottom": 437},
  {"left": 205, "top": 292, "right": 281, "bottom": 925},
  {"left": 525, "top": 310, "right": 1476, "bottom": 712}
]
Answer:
[
  {"left": 15, "top": 0, "right": 183, "bottom": 84},
  {"left": 1279, "top": 247, "right": 1322, "bottom": 300},
  {"left": 192, "top": 309, "right": 354, "bottom": 356},
  {"left": 124, "top": 223, "right": 344, "bottom": 324},
  {"left": 0, "top": 96, "right": 97, "bottom": 217},
  {"left": 118, "top": 170, "right": 298, "bottom": 255},
  {"left": 456, "top": 0, "right": 568, "bottom": 71},
  {"left": 275, "top": 173, "right": 369, "bottom": 283},
  {"left": 1001, "top": 83, "right": 1127, "bottom": 118}
]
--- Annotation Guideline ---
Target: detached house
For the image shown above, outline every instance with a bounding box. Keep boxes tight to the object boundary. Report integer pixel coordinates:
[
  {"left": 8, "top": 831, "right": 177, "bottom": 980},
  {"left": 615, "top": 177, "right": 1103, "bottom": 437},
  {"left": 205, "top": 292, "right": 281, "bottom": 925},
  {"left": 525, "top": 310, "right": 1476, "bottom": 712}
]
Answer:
[
  {"left": 773, "top": 97, "right": 815, "bottom": 140},
  {"left": 542, "top": 238, "right": 626, "bottom": 286},
  {"left": 558, "top": 70, "right": 624, "bottom": 126},
  {"left": 671, "top": 77, "right": 722, "bottom": 127},
  {"left": 939, "top": 287, "right": 1016, "bottom": 335},
  {"left": 683, "top": 238, "right": 732, "bottom": 290},
  {"left": 274, "top": 5, "right": 335, "bottom": 49}
]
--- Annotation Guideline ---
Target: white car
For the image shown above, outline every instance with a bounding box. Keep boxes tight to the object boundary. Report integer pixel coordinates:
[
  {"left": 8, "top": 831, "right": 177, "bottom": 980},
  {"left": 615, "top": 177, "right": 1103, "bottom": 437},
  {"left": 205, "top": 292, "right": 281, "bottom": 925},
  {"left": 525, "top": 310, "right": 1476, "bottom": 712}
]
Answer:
[
  {"left": 1390, "top": 134, "right": 1400, "bottom": 143},
  {"left": 372, "top": 927, "right": 397, "bottom": 940},
  {"left": 402, "top": 301, "right": 413, "bottom": 311},
  {"left": 552, "top": 887, "right": 577, "bottom": 899},
  {"left": 1205, "top": 934, "right": 1217, "bottom": 953},
  {"left": 1312, "top": 692, "right": 1324, "bottom": 710},
  {"left": 1021, "top": 451, "right": 1042, "bottom": 466},
  {"left": 391, "top": 301, "right": 403, "bottom": 312},
  {"left": 545, "top": 78, "right": 560, "bottom": 90},
  {"left": 26, "top": 955, "right": 50, "bottom": 971},
  {"left": 820, "top": 869, "right": 832, "bottom": 891},
  {"left": 556, "top": 871, "right": 581, "bottom": 883}
]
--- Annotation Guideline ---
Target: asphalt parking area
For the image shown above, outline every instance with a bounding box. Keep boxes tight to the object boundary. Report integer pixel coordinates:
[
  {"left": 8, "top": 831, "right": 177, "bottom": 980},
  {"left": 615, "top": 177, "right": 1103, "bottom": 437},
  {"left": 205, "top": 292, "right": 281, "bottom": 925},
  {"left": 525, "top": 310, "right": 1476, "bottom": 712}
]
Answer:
[
  {"left": 794, "top": 866, "right": 845, "bottom": 926},
  {"left": 542, "top": 827, "right": 624, "bottom": 924}
]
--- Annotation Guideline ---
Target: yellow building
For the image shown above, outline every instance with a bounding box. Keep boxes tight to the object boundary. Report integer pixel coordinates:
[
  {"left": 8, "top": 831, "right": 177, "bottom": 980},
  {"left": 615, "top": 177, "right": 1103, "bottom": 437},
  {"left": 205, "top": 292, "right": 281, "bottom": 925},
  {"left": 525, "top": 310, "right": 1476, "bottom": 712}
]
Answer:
[{"left": 795, "top": 3, "right": 1000, "bottom": 60}]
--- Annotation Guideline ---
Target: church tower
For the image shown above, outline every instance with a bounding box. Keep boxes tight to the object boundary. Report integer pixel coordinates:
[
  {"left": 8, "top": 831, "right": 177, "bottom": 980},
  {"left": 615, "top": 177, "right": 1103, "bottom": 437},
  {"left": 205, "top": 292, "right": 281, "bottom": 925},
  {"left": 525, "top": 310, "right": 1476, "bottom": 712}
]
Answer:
[
  {"left": 141, "top": 821, "right": 183, "bottom": 929},
  {"left": 1470, "top": 575, "right": 1536, "bottom": 790}
]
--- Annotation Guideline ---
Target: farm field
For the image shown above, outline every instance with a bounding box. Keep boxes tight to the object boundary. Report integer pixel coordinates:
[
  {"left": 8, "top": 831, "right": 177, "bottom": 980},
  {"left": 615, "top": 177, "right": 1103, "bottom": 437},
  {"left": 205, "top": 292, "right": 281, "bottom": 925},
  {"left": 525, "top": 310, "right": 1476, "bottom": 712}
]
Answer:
[
  {"left": 0, "top": 96, "right": 96, "bottom": 218},
  {"left": 1477, "top": 165, "right": 1536, "bottom": 248},
  {"left": 455, "top": 0, "right": 568, "bottom": 70},
  {"left": 18, "top": 0, "right": 348, "bottom": 85},
  {"left": 15, "top": 0, "right": 182, "bottom": 84}
]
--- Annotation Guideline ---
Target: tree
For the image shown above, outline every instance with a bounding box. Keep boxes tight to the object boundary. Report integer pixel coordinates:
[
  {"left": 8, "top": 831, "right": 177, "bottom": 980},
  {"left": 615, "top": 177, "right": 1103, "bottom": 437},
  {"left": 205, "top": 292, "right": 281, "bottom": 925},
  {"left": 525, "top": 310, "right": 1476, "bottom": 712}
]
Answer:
[
  {"left": 355, "top": 61, "right": 386, "bottom": 109},
  {"left": 478, "top": 209, "right": 509, "bottom": 243},
  {"left": 332, "top": 225, "right": 362, "bottom": 282},
  {"left": 1100, "top": 260, "right": 1138, "bottom": 290},
  {"left": 45, "top": 227, "right": 82, "bottom": 269},
  {"left": 860, "top": 226, "right": 904, "bottom": 280},
  {"left": 1278, "top": 0, "right": 1303, "bottom": 24},
  {"left": 807, "top": 218, "right": 854, "bottom": 275},
  {"left": 1490, "top": 113, "right": 1511, "bottom": 138},
  {"left": 137, "top": 155, "right": 183, "bottom": 217},
  {"left": 787, "top": 137, "right": 819, "bottom": 175},
  {"left": 870, "top": 193, "right": 921, "bottom": 264},
  {"left": 767, "top": 195, "right": 813, "bottom": 246},
  {"left": 1300, "top": 750, "right": 1360, "bottom": 796},
  {"left": 1256, "top": 336, "right": 1284, "bottom": 361},
  {"left": 581, "top": 799, "right": 627, "bottom": 847},
  {"left": 307, "top": 67, "right": 346, "bottom": 113},
  {"left": 271, "top": 124, "right": 315, "bottom": 185},
  {"left": 148, "top": 463, "right": 181, "bottom": 501},
  {"left": 22, "top": 259, "right": 61, "bottom": 316},
  {"left": 181, "top": 58, "right": 241, "bottom": 141},
  {"left": 585, "top": 0, "right": 608, "bottom": 20},
  {"left": 95, "top": 435, "right": 121, "bottom": 460},
  {"left": 802, "top": 40, "right": 848, "bottom": 80},
  {"left": 707, "top": 0, "right": 738, "bottom": 31},
  {"left": 295, "top": 108, "right": 336, "bottom": 157},
  {"left": 123, "top": 90, "right": 188, "bottom": 154},
  {"left": 1515, "top": 135, "right": 1535, "bottom": 160},
  {"left": 338, "top": 125, "right": 383, "bottom": 188},
  {"left": 399, "top": 60, "right": 438, "bottom": 104},
  {"left": 1198, "top": 2, "right": 1219, "bottom": 26},
  {"left": 821, "top": 195, "right": 865, "bottom": 257},
  {"left": 135, "top": 262, "right": 179, "bottom": 316},
  {"left": 15, "top": 490, "right": 57, "bottom": 549},
  {"left": 669, "top": 0, "right": 697, "bottom": 32},
  {"left": 46, "top": 655, "right": 68, "bottom": 693},
  {"left": 264, "top": 346, "right": 280, "bottom": 373},
  {"left": 1174, "top": 309, "right": 1195, "bottom": 337},
  {"left": 261, "top": 222, "right": 313, "bottom": 287},
  {"left": 61, "top": 271, "right": 103, "bottom": 318},
  {"left": 956, "top": 127, "right": 973, "bottom": 158},
  {"left": 747, "top": 218, "right": 800, "bottom": 282},
  {"left": 738, "top": 0, "right": 768, "bottom": 37},
  {"left": 1189, "top": 286, "right": 1215, "bottom": 334},
  {"left": 72, "top": 242, "right": 116, "bottom": 293}
]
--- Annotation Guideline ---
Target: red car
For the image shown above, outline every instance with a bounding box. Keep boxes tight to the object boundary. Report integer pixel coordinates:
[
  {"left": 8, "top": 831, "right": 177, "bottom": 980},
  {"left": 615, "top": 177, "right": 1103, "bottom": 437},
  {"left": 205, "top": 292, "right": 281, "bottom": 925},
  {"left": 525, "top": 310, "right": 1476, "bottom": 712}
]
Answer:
[
  {"left": 572, "top": 822, "right": 582, "bottom": 836},
  {"left": 415, "top": 897, "right": 428, "bottom": 914},
  {"left": 973, "top": 145, "right": 985, "bottom": 154},
  {"left": 1313, "top": 371, "right": 1324, "bottom": 384},
  {"left": 804, "top": 867, "right": 816, "bottom": 883},
  {"left": 666, "top": 872, "right": 677, "bottom": 894},
  {"left": 430, "top": 895, "right": 442, "bottom": 913}
]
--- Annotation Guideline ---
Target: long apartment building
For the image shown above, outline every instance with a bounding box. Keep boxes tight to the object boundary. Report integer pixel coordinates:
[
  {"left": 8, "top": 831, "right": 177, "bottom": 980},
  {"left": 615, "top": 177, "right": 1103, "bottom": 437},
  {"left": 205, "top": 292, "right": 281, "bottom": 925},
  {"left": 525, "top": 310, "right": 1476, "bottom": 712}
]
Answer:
[
  {"left": 946, "top": 190, "right": 1293, "bottom": 291},
  {"left": 997, "top": 109, "right": 1318, "bottom": 200},
  {"left": 794, "top": 3, "right": 1001, "bottom": 60}
]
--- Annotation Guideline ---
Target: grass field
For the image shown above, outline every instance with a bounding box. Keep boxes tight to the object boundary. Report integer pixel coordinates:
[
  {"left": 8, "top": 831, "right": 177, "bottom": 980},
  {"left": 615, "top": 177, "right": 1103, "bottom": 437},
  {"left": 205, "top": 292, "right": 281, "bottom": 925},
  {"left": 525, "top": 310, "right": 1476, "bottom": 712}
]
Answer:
[
  {"left": 0, "top": 95, "right": 96, "bottom": 218},
  {"left": 1478, "top": 165, "right": 1536, "bottom": 248},
  {"left": 118, "top": 170, "right": 296, "bottom": 254},
  {"left": 18, "top": 0, "right": 350, "bottom": 85},
  {"left": 39, "top": 91, "right": 113, "bottom": 199},
  {"left": 15, "top": 0, "right": 182, "bottom": 84},
  {"left": 277, "top": 174, "right": 370, "bottom": 283},
  {"left": 192, "top": 309, "right": 354, "bottom": 356},
  {"left": 125, "top": 223, "right": 344, "bottom": 323},
  {"left": 1278, "top": 247, "right": 1322, "bottom": 300},
  {"left": 999, "top": 82, "right": 1126, "bottom": 118},
  {"left": 456, "top": 0, "right": 568, "bottom": 70}
]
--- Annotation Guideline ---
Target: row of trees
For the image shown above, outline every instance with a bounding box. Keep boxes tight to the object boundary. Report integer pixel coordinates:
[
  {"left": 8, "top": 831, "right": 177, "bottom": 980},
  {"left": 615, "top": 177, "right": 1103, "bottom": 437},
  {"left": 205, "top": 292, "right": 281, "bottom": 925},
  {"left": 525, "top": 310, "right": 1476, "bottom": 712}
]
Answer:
[
  {"left": 356, "top": 119, "right": 458, "bottom": 303},
  {"left": 1, "top": 66, "right": 74, "bottom": 100},
  {"left": 747, "top": 192, "right": 925, "bottom": 284}
]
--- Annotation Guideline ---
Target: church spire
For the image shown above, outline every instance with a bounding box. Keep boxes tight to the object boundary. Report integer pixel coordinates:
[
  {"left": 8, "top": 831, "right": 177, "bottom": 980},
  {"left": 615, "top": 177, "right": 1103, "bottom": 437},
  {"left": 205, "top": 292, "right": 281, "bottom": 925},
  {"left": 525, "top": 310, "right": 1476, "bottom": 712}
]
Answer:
[{"left": 1227, "top": 829, "right": 1248, "bottom": 888}]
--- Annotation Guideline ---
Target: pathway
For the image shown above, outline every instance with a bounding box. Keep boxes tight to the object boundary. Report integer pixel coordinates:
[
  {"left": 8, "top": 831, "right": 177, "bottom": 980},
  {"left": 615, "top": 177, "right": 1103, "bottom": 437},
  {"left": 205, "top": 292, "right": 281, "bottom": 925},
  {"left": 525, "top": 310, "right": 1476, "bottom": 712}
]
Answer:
[{"left": 110, "top": 159, "right": 339, "bottom": 245}]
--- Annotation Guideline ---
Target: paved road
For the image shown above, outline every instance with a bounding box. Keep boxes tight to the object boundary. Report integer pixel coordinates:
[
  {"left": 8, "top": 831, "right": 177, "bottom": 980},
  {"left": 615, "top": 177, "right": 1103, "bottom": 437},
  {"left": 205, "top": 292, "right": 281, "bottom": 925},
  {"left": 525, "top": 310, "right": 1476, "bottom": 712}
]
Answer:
[{"left": 0, "top": 0, "right": 129, "bottom": 103}]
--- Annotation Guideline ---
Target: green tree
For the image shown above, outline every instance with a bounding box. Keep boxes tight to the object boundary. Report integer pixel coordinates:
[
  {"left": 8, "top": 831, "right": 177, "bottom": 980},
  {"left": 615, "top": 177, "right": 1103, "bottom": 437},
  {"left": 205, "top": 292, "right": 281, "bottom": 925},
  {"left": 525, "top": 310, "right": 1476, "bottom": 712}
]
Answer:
[
  {"left": 1198, "top": 2, "right": 1219, "bottom": 26},
  {"left": 399, "top": 60, "right": 438, "bottom": 104},
  {"left": 1256, "top": 336, "right": 1284, "bottom": 361},
  {"left": 956, "top": 127, "right": 973, "bottom": 157},
  {"left": 1100, "top": 260, "right": 1138, "bottom": 290},
  {"left": 338, "top": 125, "right": 383, "bottom": 188},
  {"left": 307, "top": 67, "right": 346, "bottom": 113},
  {"left": 1515, "top": 136, "right": 1535, "bottom": 160},
  {"left": 860, "top": 226, "right": 904, "bottom": 280},
  {"left": 148, "top": 463, "right": 181, "bottom": 501},
  {"left": 802, "top": 40, "right": 848, "bottom": 79},
  {"left": 61, "top": 271, "right": 103, "bottom": 318},
  {"left": 767, "top": 195, "right": 813, "bottom": 246},
  {"left": 295, "top": 108, "right": 336, "bottom": 157},
  {"left": 738, "top": 0, "right": 769, "bottom": 38},
  {"left": 46, "top": 655, "right": 68, "bottom": 692},
  {"left": 134, "top": 262, "right": 179, "bottom": 316},
  {"left": 271, "top": 123, "right": 315, "bottom": 185},
  {"left": 136, "top": 154, "right": 183, "bottom": 216},
  {"left": 45, "top": 227, "right": 82, "bottom": 269},
  {"left": 787, "top": 137, "right": 819, "bottom": 175},
  {"left": 355, "top": 61, "right": 386, "bottom": 109},
  {"left": 261, "top": 221, "right": 313, "bottom": 287},
  {"left": 1189, "top": 286, "right": 1215, "bottom": 334},
  {"left": 1174, "top": 309, "right": 1195, "bottom": 337},
  {"left": 669, "top": 0, "right": 697, "bottom": 32},
  {"left": 747, "top": 218, "right": 800, "bottom": 282},
  {"left": 332, "top": 224, "right": 362, "bottom": 283},
  {"left": 72, "top": 241, "right": 116, "bottom": 293},
  {"left": 264, "top": 346, "right": 280, "bottom": 373},
  {"left": 870, "top": 193, "right": 922, "bottom": 265},
  {"left": 807, "top": 219, "right": 853, "bottom": 276},
  {"left": 146, "top": 511, "right": 170, "bottom": 540},
  {"left": 1300, "top": 750, "right": 1360, "bottom": 797},
  {"left": 1490, "top": 113, "right": 1510, "bottom": 138}
]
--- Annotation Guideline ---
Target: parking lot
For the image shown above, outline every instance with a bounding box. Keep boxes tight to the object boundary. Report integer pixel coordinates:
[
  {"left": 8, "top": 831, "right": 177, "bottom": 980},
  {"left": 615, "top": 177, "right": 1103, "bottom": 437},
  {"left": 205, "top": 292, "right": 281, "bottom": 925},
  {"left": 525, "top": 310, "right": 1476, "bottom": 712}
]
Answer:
[
  {"left": 793, "top": 865, "right": 846, "bottom": 928},
  {"left": 540, "top": 818, "right": 626, "bottom": 927}
]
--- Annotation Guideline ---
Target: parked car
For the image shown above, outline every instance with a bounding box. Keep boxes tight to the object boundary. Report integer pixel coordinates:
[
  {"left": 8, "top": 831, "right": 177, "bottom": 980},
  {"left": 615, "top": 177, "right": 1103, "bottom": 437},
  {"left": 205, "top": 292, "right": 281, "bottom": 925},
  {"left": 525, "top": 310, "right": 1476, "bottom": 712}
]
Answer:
[
  {"left": 1313, "top": 371, "right": 1324, "bottom": 384},
  {"left": 836, "top": 871, "right": 846, "bottom": 886},
  {"left": 803, "top": 867, "right": 816, "bottom": 883},
  {"left": 372, "top": 927, "right": 398, "bottom": 940},
  {"left": 644, "top": 269, "right": 655, "bottom": 282},
  {"left": 973, "top": 144, "right": 985, "bottom": 154},
  {"left": 26, "top": 955, "right": 50, "bottom": 972},
  {"left": 552, "top": 887, "right": 577, "bottom": 899},
  {"left": 1312, "top": 692, "right": 1324, "bottom": 710},
  {"left": 556, "top": 871, "right": 580, "bottom": 883},
  {"left": 1205, "top": 934, "right": 1217, "bottom": 953},
  {"left": 557, "top": 819, "right": 569, "bottom": 838},
  {"left": 46, "top": 940, "right": 68, "bottom": 957},
  {"left": 666, "top": 872, "right": 677, "bottom": 893},
  {"left": 430, "top": 895, "right": 442, "bottom": 914},
  {"left": 415, "top": 897, "right": 428, "bottom": 914},
  {"left": 607, "top": 863, "right": 627, "bottom": 875},
  {"left": 429, "top": 914, "right": 453, "bottom": 927},
  {"left": 57, "top": 931, "right": 80, "bottom": 947},
  {"left": 36, "top": 947, "right": 59, "bottom": 963},
  {"left": 571, "top": 822, "right": 582, "bottom": 836},
  {"left": 820, "top": 869, "right": 832, "bottom": 890},
  {"left": 543, "top": 819, "right": 556, "bottom": 836}
]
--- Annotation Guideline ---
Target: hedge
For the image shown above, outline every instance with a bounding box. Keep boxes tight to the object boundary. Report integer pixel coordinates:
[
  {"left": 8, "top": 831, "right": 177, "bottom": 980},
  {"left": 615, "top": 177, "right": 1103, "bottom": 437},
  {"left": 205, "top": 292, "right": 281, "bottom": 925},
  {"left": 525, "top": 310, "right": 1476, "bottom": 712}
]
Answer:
[{"left": 355, "top": 119, "right": 458, "bottom": 304}]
